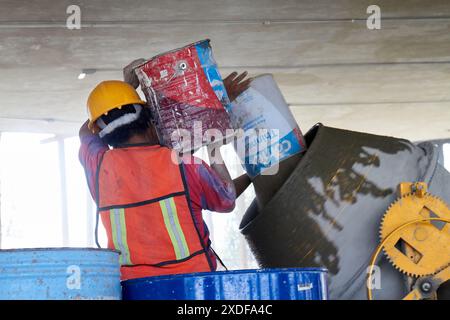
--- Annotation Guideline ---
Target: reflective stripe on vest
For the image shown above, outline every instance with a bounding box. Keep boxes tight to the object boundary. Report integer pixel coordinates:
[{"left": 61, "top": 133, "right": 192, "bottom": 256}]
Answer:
[
  {"left": 110, "top": 208, "right": 132, "bottom": 265},
  {"left": 159, "top": 197, "right": 190, "bottom": 260}
]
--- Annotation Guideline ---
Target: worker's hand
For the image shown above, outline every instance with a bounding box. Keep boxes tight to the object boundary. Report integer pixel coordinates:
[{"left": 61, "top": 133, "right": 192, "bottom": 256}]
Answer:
[
  {"left": 223, "top": 71, "right": 252, "bottom": 102},
  {"left": 123, "top": 58, "right": 146, "bottom": 89},
  {"left": 79, "top": 119, "right": 94, "bottom": 138}
]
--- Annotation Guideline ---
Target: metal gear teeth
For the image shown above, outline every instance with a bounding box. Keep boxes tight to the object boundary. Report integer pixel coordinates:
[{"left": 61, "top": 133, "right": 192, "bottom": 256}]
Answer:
[
  {"left": 429, "top": 194, "right": 450, "bottom": 210},
  {"left": 386, "top": 253, "right": 427, "bottom": 278},
  {"left": 377, "top": 192, "right": 449, "bottom": 278},
  {"left": 378, "top": 193, "right": 413, "bottom": 242},
  {"left": 433, "top": 261, "right": 450, "bottom": 276}
]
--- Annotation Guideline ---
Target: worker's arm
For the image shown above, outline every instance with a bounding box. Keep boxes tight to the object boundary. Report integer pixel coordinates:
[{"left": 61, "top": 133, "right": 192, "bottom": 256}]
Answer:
[
  {"left": 182, "top": 155, "right": 236, "bottom": 213},
  {"left": 179, "top": 70, "right": 252, "bottom": 210},
  {"left": 78, "top": 120, "right": 109, "bottom": 200},
  {"left": 206, "top": 143, "right": 234, "bottom": 189},
  {"left": 223, "top": 71, "right": 253, "bottom": 198}
]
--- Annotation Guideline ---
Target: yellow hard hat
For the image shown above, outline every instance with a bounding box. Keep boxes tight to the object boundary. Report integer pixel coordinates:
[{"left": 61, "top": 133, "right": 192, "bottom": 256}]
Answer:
[{"left": 87, "top": 80, "right": 146, "bottom": 131}]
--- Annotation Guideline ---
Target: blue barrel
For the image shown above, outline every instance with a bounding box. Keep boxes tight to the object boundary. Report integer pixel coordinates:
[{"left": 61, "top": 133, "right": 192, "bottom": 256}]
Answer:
[
  {"left": 0, "top": 248, "right": 121, "bottom": 300},
  {"left": 122, "top": 268, "right": 327, "bottom": 300}
]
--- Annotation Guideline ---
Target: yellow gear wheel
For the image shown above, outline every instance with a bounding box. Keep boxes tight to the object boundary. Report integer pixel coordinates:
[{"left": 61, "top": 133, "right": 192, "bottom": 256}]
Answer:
[{"left": 379, "top": 184, "right": 450, "bottom": 277}]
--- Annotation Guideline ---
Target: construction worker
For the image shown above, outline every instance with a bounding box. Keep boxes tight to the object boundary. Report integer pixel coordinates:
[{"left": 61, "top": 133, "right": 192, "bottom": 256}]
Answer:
[{"left": 79, "top": 59, "right": 251, "bottom": 280}]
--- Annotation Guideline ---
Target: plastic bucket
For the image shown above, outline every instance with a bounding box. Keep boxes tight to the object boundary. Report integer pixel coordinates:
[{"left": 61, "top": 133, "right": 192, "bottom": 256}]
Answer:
[
  {"left": 229, "top": 74, "right": 306, "bottom": 178},
  {"left": 122, "top": 268, "right": 328, "bottom": 300},
  {"left": 135, "top": 39, "right": 233, "bottom": 152},
  {"left": 0, "top": 248, "right": 121, "bottom": 300}
]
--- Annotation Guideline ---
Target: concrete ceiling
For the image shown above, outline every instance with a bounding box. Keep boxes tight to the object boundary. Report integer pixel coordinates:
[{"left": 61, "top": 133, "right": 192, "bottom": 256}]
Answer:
[{"left": 1, "top": 0, "right": 450, "bottom": 141}]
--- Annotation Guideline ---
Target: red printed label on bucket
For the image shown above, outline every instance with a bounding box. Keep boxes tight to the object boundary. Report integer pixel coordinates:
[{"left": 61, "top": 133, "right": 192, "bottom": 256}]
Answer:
[
  {"left": 138, "top": 46, "right": 223, "bottom": 111},
  {"left": 135, "top": 40, "right": 232, "bottom": 152}
]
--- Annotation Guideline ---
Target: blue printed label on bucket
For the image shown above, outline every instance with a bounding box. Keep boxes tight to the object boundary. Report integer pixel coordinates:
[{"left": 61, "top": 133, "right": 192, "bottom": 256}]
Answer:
[
  {"left": 195, "top": 41, "right": 232, "bottom": 112},
  {"left": 240, "top": 128, "right": 303, "bottom": 177},
  {"left": 230, "top": 79, "right": 306, "bottom": 177}
]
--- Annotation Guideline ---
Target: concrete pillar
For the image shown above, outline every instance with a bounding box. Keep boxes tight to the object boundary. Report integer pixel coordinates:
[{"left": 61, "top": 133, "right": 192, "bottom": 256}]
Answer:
[{"left": 57, "top": 137, "right": 69, "bottom": 246}]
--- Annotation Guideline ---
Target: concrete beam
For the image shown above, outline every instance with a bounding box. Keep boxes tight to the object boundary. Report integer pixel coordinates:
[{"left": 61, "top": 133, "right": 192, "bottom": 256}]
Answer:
[
  {"left": 1, "top": 0, "right": 449, "bottom": 22},
  {"left": 1, "top": 20, "right": 450, "bottom": 68}
]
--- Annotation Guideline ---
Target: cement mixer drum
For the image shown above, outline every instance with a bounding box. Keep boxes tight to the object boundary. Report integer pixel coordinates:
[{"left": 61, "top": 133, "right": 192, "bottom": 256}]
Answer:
[{"left": 240, "top": 124, "right": 450, "bottom": 299}]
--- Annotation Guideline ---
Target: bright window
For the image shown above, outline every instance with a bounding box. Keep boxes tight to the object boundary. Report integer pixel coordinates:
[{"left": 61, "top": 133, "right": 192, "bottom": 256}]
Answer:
[
  {"left": 0, "top": 133, "right": 100, "bottom": 249},
  {"left": 0, "top": 133, "right": 63, "bottom": 248}
]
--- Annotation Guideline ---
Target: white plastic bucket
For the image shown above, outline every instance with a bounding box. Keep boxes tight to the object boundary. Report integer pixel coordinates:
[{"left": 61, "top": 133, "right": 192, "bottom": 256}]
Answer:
[{"left": 229, "top": 74, "right": 306, "bottom": 177}]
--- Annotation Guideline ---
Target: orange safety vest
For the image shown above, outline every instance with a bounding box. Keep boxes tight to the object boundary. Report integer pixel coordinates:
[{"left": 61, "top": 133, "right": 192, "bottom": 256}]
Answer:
[{"left": 95, "top": 144, "right": 214, "bottom": 280}]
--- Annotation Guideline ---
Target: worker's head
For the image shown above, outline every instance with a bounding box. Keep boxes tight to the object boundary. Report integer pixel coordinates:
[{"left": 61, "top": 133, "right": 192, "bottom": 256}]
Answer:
[{"left": 87, "top": 80, "right": 157, "bottom": 147}]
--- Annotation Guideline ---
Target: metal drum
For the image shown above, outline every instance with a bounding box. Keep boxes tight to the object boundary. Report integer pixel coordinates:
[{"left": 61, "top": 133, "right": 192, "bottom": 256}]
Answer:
[
  {"left": 135, "top": 39, "right": 233, "bottom": 153},
  {"left": 0, "top": 248, "right": 121, "bottom": 300},
  {"left": 122, "top": 268, "right": 328, "bottom": 300}
]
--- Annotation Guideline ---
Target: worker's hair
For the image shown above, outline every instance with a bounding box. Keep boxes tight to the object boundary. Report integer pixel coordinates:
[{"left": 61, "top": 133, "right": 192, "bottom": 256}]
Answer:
[{"left": 99, "top": 104, "right": 154, "bottom": 148}]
